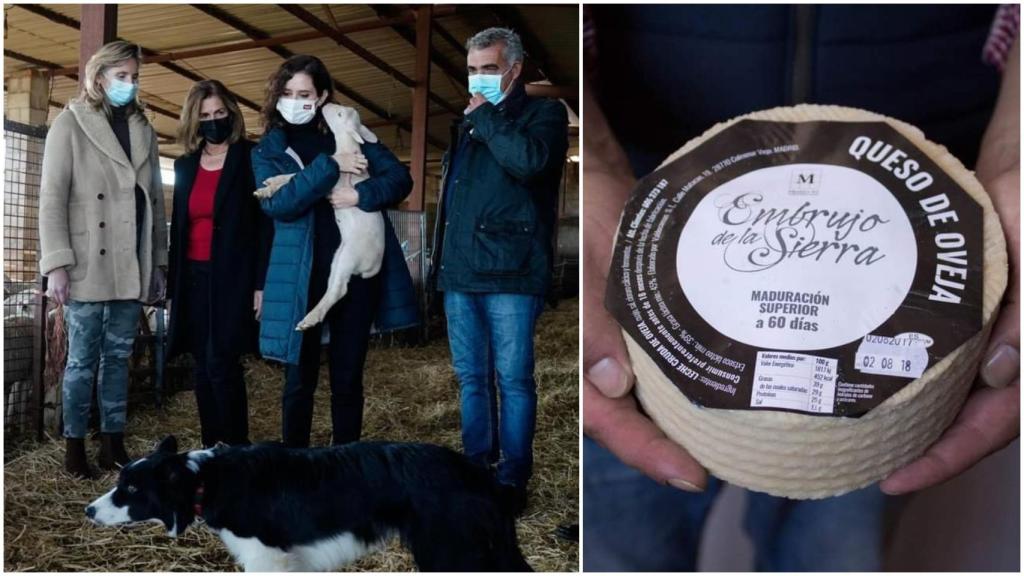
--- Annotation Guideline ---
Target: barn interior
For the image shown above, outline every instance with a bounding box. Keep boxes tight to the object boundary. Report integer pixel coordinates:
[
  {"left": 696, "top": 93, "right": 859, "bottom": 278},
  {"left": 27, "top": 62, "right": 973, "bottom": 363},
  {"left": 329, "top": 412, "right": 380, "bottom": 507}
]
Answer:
[{"left": 2, "top": 4, "right": 579, "bottom": 571}]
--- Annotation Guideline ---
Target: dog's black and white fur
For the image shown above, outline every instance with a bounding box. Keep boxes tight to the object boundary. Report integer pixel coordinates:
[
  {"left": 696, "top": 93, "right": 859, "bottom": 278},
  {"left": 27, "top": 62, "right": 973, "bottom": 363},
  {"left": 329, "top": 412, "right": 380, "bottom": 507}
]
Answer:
[{"left": 86, "top": 436, "right": 531, "bottom": 572}]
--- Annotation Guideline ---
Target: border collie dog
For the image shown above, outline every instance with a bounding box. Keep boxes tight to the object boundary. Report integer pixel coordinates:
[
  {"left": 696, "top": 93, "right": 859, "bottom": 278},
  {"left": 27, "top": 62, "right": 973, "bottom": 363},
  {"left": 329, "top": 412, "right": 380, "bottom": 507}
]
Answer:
[{"left": 86, "top": 436, "right": 532, "bottom": 572}]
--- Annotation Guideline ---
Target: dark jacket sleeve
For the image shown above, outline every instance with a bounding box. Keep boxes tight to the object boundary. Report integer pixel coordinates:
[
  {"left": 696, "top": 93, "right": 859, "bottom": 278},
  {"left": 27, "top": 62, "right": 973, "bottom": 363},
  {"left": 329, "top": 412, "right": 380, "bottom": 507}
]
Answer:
[
  {"left": 167, "top": 157, "right": 184, "bottom": 296},
  {"left": 465, "top": 99, "right": 569, "bottom": 183},
  {"left": 353, "top": 142, "right": 414, "bottom": 212},
  {"left": 255, "top": 204, "right": 274, "bottom": 290},
  {"left": 252, "top": 148, "right": 340, "bottom": 222}
]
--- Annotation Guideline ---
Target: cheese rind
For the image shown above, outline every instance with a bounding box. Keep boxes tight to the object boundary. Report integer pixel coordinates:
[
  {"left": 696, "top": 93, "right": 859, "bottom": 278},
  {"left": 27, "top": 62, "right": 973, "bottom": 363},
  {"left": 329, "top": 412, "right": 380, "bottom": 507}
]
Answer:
[{"left": 620, "top": 104, "right": 1008, "bottom": 499}]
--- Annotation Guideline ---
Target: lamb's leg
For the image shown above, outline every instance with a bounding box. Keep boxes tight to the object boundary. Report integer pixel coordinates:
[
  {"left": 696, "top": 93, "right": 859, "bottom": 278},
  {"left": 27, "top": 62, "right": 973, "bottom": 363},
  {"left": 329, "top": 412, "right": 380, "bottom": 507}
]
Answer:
[
  {"left": 254, "top": 173, "right": 296, "bottom": 199},
  {"left": 296, "top": 241, "right": 358, "bottom": 331},
  {"left": 295, "top": 175, "right": 353, "bottom": 331}
]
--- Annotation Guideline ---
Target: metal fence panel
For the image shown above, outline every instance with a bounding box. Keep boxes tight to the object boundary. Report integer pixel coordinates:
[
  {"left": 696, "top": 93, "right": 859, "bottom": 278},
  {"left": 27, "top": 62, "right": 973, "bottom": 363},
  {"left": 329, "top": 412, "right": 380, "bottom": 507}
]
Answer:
[{"left": 4, "top": 120, "right": 47, "bottom": 439}]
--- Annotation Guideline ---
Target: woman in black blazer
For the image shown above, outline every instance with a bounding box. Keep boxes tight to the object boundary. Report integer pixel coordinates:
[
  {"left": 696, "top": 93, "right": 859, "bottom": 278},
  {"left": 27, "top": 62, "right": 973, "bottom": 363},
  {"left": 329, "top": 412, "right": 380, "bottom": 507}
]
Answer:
[{"left": 167, "top": 80, "right": 271, "bottom": 447}]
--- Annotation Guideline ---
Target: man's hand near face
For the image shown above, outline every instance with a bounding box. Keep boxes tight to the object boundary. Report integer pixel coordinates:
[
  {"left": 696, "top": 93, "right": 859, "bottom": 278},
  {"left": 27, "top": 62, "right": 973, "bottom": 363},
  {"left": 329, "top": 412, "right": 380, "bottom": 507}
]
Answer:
[{"left": 466, "top": 93, "right": 488, "bottom": 115}]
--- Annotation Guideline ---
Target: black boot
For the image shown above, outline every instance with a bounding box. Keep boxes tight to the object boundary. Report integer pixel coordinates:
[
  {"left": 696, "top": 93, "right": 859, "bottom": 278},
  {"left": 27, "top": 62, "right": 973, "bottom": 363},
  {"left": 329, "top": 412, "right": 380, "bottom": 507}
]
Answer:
[
  {"left": 98, "top": 432, "right": 131, "bottom": 470},
  {"left": 64, "top": 438, "right": 95, "bottom": 480},
  {"left": 555, "top": 523, "right": 579, "bottom": 542},
  {"left": 498, "top": 484, "right": 529, "bottom": 518}
]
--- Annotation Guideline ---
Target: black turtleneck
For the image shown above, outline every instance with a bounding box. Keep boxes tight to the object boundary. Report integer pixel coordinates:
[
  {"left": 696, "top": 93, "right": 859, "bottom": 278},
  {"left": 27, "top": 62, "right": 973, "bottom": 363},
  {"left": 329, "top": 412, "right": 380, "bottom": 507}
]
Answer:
[
  {"left": 282, "top": 116, "right": 341, "bottom": 271},
  {"left": 108, "top": 104, "right": 146, "bottom": 261},
  {"left": 283, "top": 117, "right": 336, "bottom": 166}
]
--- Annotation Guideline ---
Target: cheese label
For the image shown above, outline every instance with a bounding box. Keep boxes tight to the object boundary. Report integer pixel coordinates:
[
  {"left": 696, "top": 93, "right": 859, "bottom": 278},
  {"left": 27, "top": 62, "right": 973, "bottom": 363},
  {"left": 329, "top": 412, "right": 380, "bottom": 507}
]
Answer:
[{"left": 606, "top": 120, "right": 983, "bottom": 417}]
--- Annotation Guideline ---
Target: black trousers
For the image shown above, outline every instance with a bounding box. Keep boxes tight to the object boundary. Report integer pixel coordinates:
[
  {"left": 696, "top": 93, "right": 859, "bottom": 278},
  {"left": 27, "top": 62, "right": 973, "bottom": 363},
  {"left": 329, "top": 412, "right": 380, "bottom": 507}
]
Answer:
[
  {"left": 185, "top": 260, "right": 250, "bottom": 447},
  {"left": 282, "top": 261, "right": 380, "bottom": 448}
]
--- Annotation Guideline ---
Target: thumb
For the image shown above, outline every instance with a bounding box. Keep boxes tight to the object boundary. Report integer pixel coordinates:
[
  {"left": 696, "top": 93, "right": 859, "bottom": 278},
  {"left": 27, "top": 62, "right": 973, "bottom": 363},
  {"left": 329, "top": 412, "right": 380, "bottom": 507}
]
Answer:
[
  {"left": 980, "top": 295, "right": 1020, "bottom": 388},
  {"left": 979, "top": 170, "right": 1020, "bottom": 389},
  {"left": 582, "top": 251, "right": 633, "bottom": 399}
]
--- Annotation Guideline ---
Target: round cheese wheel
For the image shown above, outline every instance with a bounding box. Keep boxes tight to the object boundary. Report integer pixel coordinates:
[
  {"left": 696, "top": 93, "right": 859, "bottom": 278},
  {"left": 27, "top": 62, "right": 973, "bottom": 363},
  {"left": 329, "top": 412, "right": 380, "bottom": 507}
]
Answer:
[{"left": 618, "top": 104, "right": 1008, "bottom": 499}]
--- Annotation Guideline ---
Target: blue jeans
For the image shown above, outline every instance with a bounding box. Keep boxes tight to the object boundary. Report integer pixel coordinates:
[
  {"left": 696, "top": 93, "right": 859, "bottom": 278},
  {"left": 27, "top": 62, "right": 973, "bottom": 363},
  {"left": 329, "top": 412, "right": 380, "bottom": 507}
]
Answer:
[
  {"left": 583, "top": 437, "right": 888, "bottom": 571},
  {"left": 444, "top": 291, "right": 544, "bottom": 487},
  {"left": 62, "top": 300, "right": 142, "bottom": 438}
]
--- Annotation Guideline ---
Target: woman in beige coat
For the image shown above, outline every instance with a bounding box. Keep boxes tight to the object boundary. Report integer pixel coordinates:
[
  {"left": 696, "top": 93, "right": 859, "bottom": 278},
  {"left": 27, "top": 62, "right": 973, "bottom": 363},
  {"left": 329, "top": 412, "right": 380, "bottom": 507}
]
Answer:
[{"left": 39, "top": 41, "right": 168, "bottom": 479}]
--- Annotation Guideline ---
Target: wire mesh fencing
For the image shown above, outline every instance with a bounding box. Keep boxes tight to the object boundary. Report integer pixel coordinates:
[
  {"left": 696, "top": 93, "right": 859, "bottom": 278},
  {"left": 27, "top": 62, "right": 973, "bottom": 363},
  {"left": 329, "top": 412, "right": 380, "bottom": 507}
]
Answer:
[
  {"left": 4, "top": 119, "right": 48, "bottom": 440},
  {"left": 370, "top": 209, "right": 428, "bottom": 345}
]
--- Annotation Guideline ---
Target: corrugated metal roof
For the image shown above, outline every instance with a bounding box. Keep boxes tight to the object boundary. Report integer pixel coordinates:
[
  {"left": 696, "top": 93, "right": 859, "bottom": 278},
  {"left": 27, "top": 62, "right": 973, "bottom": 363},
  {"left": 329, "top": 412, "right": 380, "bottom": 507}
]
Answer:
[{"left": 4, "top": 3, "right": 578, "bottom": 170}]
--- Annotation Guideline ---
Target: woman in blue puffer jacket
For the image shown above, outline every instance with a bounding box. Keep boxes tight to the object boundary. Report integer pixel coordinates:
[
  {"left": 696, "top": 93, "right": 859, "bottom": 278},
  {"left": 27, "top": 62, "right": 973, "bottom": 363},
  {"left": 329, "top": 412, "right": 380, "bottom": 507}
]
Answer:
[{"left": 253, "top": 55, "right": 418, "bottom": 447}]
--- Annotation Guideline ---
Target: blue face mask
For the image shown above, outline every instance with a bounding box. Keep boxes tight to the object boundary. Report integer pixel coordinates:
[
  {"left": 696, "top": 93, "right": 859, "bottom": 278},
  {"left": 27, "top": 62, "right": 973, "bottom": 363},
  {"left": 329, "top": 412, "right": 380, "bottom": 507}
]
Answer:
[
  {"left": 468, "top": 68, "right": 511, "bottom": 106},
  {"left": 105, "top": 77, "right": 138, "bottom": 107}
]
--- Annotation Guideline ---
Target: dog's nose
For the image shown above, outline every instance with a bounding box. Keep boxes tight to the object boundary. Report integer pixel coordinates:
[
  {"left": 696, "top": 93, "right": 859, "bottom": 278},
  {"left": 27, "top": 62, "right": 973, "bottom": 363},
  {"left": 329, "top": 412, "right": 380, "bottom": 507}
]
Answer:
[{"left": 85, "top": 505, "right": 96, "bottom": 519}]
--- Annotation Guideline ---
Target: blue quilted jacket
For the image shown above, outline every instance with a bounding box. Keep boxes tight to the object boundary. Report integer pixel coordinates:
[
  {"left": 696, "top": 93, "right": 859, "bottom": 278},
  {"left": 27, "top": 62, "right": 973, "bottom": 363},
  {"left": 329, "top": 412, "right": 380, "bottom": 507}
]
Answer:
[{"left": 252, "top": 127, "right": 418, "bottom": 364}]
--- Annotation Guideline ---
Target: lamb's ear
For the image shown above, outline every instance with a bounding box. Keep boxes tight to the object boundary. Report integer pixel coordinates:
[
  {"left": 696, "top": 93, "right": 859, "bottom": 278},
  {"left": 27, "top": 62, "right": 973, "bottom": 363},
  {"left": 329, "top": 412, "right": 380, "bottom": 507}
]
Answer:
[
  {"left": 357, "top": 124, "right": 378, "bottom": 144},
  {"left": 156, "top": 435, "right": 178, "bottom": 454},
  {"left": 348, "top": 127, "right": 365, "bottom": 145}
]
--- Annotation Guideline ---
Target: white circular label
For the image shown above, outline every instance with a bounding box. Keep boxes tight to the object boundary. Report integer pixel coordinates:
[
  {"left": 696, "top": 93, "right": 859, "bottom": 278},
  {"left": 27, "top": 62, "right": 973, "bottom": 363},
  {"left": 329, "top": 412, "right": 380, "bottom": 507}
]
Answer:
[{"left": 676, "top": 163, "right": 917, "bottom": 350}]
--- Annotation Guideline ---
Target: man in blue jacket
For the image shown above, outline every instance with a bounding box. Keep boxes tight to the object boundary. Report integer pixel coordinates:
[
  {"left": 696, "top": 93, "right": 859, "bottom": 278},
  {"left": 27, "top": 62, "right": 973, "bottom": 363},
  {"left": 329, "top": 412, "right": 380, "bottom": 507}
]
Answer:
[{"left": 430, "top": 27, "right": 569, "bottom": 514}]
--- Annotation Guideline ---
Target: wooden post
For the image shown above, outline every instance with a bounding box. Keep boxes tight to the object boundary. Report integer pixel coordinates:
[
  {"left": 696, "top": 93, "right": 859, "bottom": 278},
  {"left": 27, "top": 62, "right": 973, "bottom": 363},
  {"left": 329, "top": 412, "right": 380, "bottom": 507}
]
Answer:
[
  {"left": 78, "top": 4, "right": 117, "bottom": 92},
  {"left": 405, "top": 5, "right": 433, "bottom": 212}
]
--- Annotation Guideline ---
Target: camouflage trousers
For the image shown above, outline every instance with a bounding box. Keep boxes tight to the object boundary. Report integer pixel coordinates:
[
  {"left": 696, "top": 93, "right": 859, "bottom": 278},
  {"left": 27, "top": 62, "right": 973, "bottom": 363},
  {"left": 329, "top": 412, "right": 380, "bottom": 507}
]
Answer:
[{"left": 62, "top": 300, "right": 142, "bottom": 438}]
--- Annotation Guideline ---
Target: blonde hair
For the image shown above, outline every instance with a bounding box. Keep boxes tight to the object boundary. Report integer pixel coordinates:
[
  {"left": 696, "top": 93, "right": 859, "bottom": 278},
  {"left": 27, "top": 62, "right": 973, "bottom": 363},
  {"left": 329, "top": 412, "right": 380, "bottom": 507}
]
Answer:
[
  {"left": 177, "top": 80, "right": 246, "bottom": 154},
  {"left": 75, "top": 40, "right": 145, "bottom": 117}
]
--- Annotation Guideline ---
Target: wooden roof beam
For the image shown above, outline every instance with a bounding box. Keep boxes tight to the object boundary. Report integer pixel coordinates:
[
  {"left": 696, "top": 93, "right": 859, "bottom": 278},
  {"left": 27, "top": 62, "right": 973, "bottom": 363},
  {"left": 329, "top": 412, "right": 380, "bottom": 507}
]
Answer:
[
  {"left": 191, "top": 5, "right": 396, "bottom": 122},
  {"left": 491, "top": 7, "right": 554, "bottom": 79},
  {"left": 191, "top": 4, "right": 446, "bottom": 150},
  {"left": 364, "top": 107, "right": 453, "bottom": 129},
  {"left": 434, "top": 21, "right": 468, "bottom": 58},
  {"left": 6, "top": 49, "right": 177, "bottom": 125},
  {"left": 5, "top": 49, "right": 78, "bottom": 81},
  {"left": 15, "top": 4, "right": 264, "bottom": 113},
  {"left": 43, "top": 10, "right": 446, "bottom": 77},
  {"left": 11, "top": 4, "right": 447, "bottom": 148},
  {"left": 490, "top": 6, "right": 578, "bottom": 114},
  {"left": 279, "top": 5, "right": 462, "bottom": 117},
  {"left": 368, "top": 5, "right": 467, "bottom": 90},
  {"left": 45, "top": 31, "right": 322, "bottom": 76}
]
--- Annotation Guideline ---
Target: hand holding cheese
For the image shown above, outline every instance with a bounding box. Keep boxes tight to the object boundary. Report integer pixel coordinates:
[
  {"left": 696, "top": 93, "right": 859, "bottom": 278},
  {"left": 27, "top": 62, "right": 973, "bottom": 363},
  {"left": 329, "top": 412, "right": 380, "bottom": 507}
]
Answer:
[
  {"left": 583, "top": 170, "right": 709, "bottom": 492},
  {"left": 606, "top": 104, "right": 1008, "bottom": 499},
  {"left": 881, "top": 40, "right": 1020, "bottom": 495},
  {"left": 581, "top": 79, "right": 708, "bottom": 491}
]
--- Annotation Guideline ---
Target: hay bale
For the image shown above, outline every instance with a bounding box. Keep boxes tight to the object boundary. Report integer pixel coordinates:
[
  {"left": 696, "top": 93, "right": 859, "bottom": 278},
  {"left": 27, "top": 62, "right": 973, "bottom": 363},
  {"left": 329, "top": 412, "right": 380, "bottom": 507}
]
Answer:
[{"left": 3, "top": 299, "right": 579, "bottom": 572}]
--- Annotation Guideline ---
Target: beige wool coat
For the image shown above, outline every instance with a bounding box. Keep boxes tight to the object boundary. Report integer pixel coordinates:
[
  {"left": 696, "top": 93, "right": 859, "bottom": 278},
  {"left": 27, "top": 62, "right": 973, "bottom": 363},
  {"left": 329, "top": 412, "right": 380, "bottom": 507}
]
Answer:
[{"left": 38, "top": 101, "right": 168, "bottom": 302}]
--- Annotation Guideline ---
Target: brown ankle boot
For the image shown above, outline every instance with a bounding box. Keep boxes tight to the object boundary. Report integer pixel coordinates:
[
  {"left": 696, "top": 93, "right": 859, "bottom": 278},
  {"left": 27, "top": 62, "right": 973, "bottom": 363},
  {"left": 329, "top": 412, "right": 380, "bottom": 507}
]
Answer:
[
  {"left": 65, "top": 437, "right": 95, "bottom": 479},
  {"left": 98, "top": 433, "right": 131, "bottom": 470}
]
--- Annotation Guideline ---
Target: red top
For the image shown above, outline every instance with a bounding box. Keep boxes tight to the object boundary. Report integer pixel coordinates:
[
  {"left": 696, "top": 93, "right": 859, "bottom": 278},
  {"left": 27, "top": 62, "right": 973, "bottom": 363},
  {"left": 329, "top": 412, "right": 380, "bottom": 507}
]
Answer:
[{"left": 187, "top": 166, "right": 222, "bottom": 262}]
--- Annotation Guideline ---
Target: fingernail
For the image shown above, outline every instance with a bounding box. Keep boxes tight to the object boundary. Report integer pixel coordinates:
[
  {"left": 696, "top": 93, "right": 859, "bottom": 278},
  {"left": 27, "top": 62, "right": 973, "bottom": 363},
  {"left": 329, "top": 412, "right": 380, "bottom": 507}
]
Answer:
[
  {"left": 586, "top": 357, "right": 632, "bottom": 398},
  {"left": 981, "top": 344, "right": 1020, "bottom": 388},
  {"left": 668, "top": 478, "right": 703, "bottom": 492},
  {"left": 879, "top": 482, "right": 906, "bottom": 496}
]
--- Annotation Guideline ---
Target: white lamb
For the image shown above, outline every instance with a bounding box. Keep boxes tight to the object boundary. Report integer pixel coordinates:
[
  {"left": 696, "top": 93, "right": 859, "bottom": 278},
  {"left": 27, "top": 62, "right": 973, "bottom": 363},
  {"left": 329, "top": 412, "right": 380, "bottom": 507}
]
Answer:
[{"left": 254, "top": 103, "right": 385, "bottom": 331}]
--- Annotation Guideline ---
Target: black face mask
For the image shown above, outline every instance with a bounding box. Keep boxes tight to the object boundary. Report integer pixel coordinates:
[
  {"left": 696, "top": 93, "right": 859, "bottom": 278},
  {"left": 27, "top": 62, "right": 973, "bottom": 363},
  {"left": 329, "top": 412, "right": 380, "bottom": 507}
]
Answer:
[{"left": 199, "top": 116, "right": 233, "bottom": 144}]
